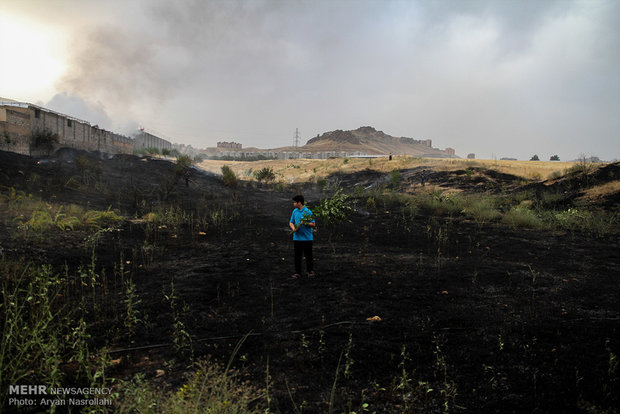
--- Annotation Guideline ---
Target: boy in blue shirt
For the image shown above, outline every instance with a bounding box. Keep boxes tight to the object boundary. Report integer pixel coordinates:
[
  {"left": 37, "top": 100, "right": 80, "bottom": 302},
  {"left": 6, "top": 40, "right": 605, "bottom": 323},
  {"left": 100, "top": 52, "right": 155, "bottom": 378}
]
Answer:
[{"left": 289, "top": 195, "right": 316, "bottom": 278}]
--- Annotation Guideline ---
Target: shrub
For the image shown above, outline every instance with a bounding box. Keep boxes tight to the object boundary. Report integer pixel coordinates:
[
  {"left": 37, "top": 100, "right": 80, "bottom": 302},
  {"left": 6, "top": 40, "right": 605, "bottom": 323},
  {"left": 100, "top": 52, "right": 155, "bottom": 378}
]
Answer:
[
  {"left": 460, "top": 197, "right": 501, "bottom": 223},
  {"left": 416, "top": 192, "right": 462, "bottom": 216},
  {"left": 253, "top": 167, "right": 276, "bottom": 182},
  {"left": 193, "top": 153, "right": 206, "bottom": 163},
  {"left": 30, "top": 128, "right": 59, "bottom": 155},
  {"left": 116, "top": 360, "right": 265, "bottom": 413},
  {"left": 502, "top": 207, "right": 544, "bottom": 229},
  {"left": 550, "top": 208, "right": 619, "bottom": 237},
  {"left": 314, "top": 189, "right": 353, "bottom": 226},
  {"left": 390, "top": 169, "right": 401, "bottom": 190},
  {"left": 75, "top": 156, "right": 102, "bottom": 185},
  {"left": 81, "top": 208, "right": 123, "bottom": 229},
  {"left": 221, "top": 165, "right": 238, "bottom": 187},
  {"left": 548, "top": 170, "right": 563, "bottom": 180}
]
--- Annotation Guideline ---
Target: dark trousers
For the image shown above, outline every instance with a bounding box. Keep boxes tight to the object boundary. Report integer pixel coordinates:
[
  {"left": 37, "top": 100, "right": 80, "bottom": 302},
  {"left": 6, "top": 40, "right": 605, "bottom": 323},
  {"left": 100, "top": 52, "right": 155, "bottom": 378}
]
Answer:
[{"left": 294, "top": 241, "right": 313, "bottom": 274}]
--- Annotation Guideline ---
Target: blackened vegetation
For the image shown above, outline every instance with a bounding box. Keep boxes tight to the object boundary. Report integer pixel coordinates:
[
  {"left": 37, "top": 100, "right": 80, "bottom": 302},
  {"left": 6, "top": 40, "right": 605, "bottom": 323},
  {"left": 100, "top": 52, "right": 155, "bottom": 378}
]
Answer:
[{"left": 0, "top": 149, "right": 618, "bottom": 413}]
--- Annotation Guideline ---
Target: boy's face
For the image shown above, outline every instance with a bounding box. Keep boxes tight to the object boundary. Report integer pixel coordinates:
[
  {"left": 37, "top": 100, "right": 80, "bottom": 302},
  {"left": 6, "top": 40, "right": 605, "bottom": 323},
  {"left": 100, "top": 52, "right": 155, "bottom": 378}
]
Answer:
[{"left": 293, "top": 201, "right": 303, "bottom": 209}]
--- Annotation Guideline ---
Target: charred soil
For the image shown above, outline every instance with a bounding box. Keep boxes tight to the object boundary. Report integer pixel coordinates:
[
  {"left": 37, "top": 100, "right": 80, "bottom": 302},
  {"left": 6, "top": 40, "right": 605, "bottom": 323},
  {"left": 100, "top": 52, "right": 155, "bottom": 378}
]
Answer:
[{"left": 1, "top": 150, "right": 618, "bottom": 413}]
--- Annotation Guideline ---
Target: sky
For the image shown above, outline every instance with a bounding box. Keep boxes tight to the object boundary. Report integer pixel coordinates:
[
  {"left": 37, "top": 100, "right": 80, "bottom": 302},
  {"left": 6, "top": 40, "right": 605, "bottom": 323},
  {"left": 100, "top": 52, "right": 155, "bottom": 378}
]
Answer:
[{"left": 1, "top": 0, "right": 618, "bottom": 161}]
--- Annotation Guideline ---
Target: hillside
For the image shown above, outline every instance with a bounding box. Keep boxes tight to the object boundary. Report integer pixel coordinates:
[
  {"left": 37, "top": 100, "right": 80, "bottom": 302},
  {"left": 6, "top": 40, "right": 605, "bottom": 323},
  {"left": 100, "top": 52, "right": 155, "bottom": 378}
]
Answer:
[
  {"left": 1, "top": 149, "right": 618, "bottom": 412},
  {"left": 302, "top": 126, "right": 450, "bottom": 156}
]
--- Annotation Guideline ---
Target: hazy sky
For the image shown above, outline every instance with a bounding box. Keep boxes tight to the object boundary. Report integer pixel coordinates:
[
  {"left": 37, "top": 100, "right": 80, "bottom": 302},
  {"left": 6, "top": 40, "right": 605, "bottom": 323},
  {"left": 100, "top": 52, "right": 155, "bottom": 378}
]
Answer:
[{"left": 1, "top": 0, "right": 618, "bottom": 160}]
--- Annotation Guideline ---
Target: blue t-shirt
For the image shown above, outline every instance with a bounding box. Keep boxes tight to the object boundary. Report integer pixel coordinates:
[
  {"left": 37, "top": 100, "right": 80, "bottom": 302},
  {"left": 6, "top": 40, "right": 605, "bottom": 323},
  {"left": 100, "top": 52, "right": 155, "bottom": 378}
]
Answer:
[{"left": 290, "top": 206, "right": 314, "bottom": 241}]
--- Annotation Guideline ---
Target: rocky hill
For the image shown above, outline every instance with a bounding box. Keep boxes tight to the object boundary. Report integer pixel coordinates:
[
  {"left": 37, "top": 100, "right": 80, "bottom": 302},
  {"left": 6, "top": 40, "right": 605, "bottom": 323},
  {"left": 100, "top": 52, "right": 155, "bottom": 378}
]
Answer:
[{"left": 303, "top": 126, "right": 450, "bottom": 156}]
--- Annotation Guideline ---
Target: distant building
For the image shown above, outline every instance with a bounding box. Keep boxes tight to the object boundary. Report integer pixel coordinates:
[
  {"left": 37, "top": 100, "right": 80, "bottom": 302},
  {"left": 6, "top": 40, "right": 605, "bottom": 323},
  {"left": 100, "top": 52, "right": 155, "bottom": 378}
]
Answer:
[
  {"left": 444, "top": 147, "right": 456, "bottom": 156},
  {"left": 134, "top": 129, "right": 173, "bottom": 152},
  {"left": 217, "top": 141, "right": 242, "bottom": 149},
  {"left": 0, "top": 97, "right": 132, "bottom": 155},
  {"left": 467, "top": 153, "right": 475, "bottom": 159}
]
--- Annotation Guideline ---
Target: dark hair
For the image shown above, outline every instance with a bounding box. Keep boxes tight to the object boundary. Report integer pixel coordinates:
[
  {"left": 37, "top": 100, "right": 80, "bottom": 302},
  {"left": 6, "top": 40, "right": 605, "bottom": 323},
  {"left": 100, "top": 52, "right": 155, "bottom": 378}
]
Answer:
[{"left": 292, "top": 195, "right": 304, "bottom": 204}]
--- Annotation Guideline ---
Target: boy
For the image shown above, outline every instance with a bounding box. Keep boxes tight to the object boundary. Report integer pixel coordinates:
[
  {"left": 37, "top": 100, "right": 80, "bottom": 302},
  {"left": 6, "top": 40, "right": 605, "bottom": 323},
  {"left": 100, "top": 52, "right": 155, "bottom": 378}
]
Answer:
[{"left": 289, "top": 195, "right": 316, "bottom": 278}]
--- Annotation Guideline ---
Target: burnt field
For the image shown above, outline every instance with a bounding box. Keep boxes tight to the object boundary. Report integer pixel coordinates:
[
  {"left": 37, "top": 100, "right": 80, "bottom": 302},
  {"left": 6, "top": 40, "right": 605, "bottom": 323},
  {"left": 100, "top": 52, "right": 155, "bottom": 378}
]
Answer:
[{"left": 1, "top": 149, "right": 618, "bottom": 413}]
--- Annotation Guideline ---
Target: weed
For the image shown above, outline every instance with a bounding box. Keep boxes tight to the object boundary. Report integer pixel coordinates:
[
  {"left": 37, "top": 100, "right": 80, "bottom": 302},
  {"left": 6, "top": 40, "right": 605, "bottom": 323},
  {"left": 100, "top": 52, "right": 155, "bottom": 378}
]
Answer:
[
  {"left": 253, "top": 167, "right": 276, "bottom": 182},
  {"left": 221, "top": 165, "right": 238, "bottom": 187},
  {"left": 75, "top": 155, "right": 102, "bottom": 185},
  {"left": 82, "top": 207, "right": 124, "bottom": 229},
  {"left": 117, "top": 359, "right": 266, "bottom": 413},
  {"left": 391, "top": 169, "right": 401, "bottom": 190},
  {"left": 459, "top": 196, "right": 501, "bottom": 224},
  {"left": 164, "top": 281, "right": 193, "bottom": 358},
  {"left": 366, "top": 196, "right": 377, "bottom": 212},
  {"left": 432, "top": 334, "right": 457, "bottom": 413},
  {"left": 502, "top": 207, "right": 544, "bottom": 229},
  {"left": 123, "top": 277, "right": 142, "bottom": 342},
  {"left": 344, "top": 333, "right": 354, "bottom": 380},
  {"left": 0, "top": 261, "right": 110, "bottom": 405}
]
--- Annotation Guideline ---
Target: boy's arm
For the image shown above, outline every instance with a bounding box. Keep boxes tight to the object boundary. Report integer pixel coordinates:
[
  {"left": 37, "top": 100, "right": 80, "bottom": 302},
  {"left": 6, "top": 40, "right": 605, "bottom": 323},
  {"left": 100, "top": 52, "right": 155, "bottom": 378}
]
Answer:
[{"left": 289, "top": 221, "right": 297, "bottom": 232}]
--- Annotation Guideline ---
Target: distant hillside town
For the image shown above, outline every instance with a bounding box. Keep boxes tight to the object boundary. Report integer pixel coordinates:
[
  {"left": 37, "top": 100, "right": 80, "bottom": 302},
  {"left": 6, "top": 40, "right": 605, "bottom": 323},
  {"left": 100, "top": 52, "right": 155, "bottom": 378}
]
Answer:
[{"left": 1, "top": 97, "right": 456, "bottom": 160}]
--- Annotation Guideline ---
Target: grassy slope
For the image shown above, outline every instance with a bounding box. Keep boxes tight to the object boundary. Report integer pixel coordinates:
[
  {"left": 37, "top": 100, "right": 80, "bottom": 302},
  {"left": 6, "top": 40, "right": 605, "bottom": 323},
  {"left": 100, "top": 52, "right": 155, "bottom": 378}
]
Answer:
[{"left": 198, "top": 156, "right": 581, "bottom": 183}]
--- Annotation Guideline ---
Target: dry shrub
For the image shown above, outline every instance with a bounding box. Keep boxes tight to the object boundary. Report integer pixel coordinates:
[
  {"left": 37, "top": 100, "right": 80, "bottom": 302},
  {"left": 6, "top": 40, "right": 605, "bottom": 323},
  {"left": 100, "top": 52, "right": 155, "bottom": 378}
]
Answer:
[
  {"left": 116, "top": 360, "right": 265, "bottom": 414},
  {"left": 502, "top": 207, "right": 544, "bottom": 229}
]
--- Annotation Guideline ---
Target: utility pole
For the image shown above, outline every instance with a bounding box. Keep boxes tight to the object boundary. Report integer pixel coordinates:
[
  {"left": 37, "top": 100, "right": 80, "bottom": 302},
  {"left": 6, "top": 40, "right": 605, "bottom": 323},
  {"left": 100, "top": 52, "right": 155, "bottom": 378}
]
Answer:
[{"left": 294, "top": 128, "right": 300, "bottom": 148}]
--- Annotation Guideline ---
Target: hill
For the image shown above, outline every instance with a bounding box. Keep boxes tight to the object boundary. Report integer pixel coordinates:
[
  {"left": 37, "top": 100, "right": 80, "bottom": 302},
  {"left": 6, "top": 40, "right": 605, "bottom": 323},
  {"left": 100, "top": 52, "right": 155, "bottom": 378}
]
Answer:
[{"left": 302, "top": 126, "right": 450, "bottom": 156}]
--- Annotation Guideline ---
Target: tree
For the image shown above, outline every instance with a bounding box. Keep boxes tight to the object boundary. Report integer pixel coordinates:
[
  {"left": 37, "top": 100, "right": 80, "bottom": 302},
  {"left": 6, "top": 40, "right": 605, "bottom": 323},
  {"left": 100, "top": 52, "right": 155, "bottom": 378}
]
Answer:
[
  {"left": 221, "top": 165, "right": 238, "bottom": 187},
  {"left": 530, "top": 154, "right": 540, "bottom": 161},
  {"left": 30, "top": 128, "right": 59, "bottom": 156},
  {"left": 550, "top": 155, "right": 560, "bottom": 161}
]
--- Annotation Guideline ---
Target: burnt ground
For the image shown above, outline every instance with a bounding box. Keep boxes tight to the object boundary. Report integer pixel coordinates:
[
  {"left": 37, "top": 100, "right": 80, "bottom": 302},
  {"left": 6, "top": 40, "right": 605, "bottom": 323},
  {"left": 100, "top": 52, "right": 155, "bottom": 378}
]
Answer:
[{"left": 1, "top": 149, "right": 619, "bottom": 413}]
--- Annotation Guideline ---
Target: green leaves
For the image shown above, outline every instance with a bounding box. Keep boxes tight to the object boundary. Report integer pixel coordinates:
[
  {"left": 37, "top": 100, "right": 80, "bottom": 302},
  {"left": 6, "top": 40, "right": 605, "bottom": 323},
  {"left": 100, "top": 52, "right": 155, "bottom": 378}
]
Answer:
[
  {"left": 253, "top": 167, "right": 276, "bottom": 182},
  {"left": 313, "top": 189, "right": 352, "bottom": 227}
]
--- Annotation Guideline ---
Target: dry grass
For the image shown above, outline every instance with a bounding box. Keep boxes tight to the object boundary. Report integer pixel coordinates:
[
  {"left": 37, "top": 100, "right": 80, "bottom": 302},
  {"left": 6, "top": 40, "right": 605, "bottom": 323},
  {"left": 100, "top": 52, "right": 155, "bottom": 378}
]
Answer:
[
  {"left": 578, "top": 181, "right": 620, "bottom": 202},
  {"left": 198, "top": 156, "right": 589, "bottom": 184}
]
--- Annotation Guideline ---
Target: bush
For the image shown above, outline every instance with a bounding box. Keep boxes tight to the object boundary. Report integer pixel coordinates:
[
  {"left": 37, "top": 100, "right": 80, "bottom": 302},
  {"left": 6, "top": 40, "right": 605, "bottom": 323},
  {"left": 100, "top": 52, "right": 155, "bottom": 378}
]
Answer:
[
  {"left": 549, "top": 208, "right": 619, "bottom": 237},
  {"left": 75, "top": 156, "right": 102, "bottom": 185},
  {"left": 460, "top": 196, "right": 501, "bottom": 223},
  {"left": 390, "top": 169, "right": 401, "bottom": 190},
  {"left": 314, "top": 189, "right": 353, "bottom": 226},
  {"left": 416, "top": 192, "right": 462, "bottom": 216},
  {"left": 253, "top": 167, "right": 276, "bottom": 182},
  {"left": 221, "top": 165, "right": 238, "bottom": 187},
  {"left": 175, "top": 155, "right": 193, "bottom": 178},
  {"left": 81, "top": 208, "right": 123, "bottom": 229},
  {"left": 116, "top": 360, "right": 265, "bottom": 413},
  {"left": 30, "top": 128, "right": 59, "bottom": 155},
  {"left": 502, "top": 207, "right": 544, "bottom": 229}
]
